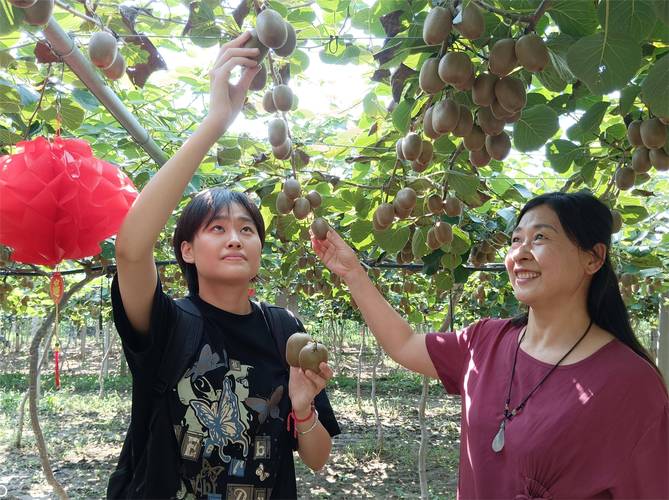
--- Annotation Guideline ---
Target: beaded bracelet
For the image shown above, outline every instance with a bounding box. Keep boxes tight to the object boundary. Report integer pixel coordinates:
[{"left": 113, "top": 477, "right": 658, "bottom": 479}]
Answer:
[{"left": 297, "top": 408, "right": 319, "bottom": 436}]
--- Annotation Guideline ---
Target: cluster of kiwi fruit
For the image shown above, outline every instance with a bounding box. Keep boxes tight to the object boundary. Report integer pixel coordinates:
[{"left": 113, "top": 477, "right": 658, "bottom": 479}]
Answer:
[
  {"left": 88, "top": 31, "right": 126, "bottom": 81},
  {"left": 372, "top": 187, "right": 417, "bottom": 231},
  {"left": 10, "top": 0, "right": 53, "bottom": 26},
  {"left": 610, "top": 209, "right": 623, "bottom": 233},
  {"left": 619, "top": 117, "right": 669, "bottom": 190},
  {"left": 286, "top": 332, "right": 328, "bottom": 375},
  {"left": 264, "top": 85, "right": 296, "bottom": 159},
  {"left": 418, "top": 3, "right": 550, "bottom": 169},
  {"left": 425, "top": 193, "right": 463, "bottom": 217},
  {"left": 619, "top": 273, "right": 664, "bottom": 303},
  {"left": 276, "top": 178, "right": 322, "bottom": 220},
  {"left": 468, "top": 232, "right": 507, "bottom": 267},
  {"left": 397, "top": 132, "right": 434, "bottom": 172}
]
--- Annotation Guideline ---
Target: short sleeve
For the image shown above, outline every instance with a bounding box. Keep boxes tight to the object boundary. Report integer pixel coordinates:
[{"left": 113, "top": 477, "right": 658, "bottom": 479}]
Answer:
[
  {"left": 111, "top": 271, "right": 178, "bottom": 383},
  {"left": 610, "top": 402, "right": 669, "bottom": 498},
  {"left": 425, "top": 320, "right": 487, "bottom": 395}
]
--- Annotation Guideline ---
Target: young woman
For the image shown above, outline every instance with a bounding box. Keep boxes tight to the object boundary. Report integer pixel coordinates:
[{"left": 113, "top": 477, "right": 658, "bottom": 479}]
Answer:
[
  {"left": 312, "top": 191, "right": 668, "bottom": 498},
  {"left": 109, "top": 32, "right": 339, "bottom": 499}
]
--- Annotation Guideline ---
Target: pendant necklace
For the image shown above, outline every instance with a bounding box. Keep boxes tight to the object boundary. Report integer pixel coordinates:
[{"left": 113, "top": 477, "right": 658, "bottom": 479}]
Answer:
[{"left": 492, "top": 320, "right": 593, "bottom": 453}]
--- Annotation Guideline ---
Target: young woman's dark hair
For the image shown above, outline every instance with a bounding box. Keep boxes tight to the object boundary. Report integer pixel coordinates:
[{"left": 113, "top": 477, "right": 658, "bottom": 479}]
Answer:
[
  {"left": 511, "top": 191, "right": 660, "bottom": 374},
  {"left": 172, "top": 188, "right": 266, "bottom": 296}
]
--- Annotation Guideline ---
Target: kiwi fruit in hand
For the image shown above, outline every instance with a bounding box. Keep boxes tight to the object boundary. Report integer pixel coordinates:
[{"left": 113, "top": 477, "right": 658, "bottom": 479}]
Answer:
[
  {"left": 298, "top": 341, "right": 329, "bottom": 375},
  {"left": 256, "top": 8, "right": 288, "bottom": 49},
  {"left": 311, "top": 217, "right": 330, "bottom": 240},
  {"left": 286, "top": 332, "right": 313, "bottom": 367}
]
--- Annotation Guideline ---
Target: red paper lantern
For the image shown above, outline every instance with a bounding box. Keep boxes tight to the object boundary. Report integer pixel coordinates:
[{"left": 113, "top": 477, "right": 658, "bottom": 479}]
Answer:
[{"left": 0, "top": 136, "right": 138, "bottom": 266}]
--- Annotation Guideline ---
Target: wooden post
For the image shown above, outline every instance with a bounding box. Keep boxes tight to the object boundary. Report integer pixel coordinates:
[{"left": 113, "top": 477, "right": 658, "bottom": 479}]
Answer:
[{"left": 658, "top": 301, "right": 668, "bottom": 387}]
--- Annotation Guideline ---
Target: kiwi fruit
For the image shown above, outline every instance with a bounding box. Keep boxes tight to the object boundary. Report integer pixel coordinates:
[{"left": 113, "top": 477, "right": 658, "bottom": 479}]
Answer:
[
  {"left": 444, "top": 196, "right": 462, "bottom": 217},
  {"left": 640, "top": 118, "right": 667, "bottom": 149},
  {"left": 402, "top": 133, "right": 423, "bottom": 161},
  {"left": 464, "top": 124, "right": 486, "bottom": 151},
  {"left": 417, "top": 140, "right": 434, "bottom": 166},
  {"left": 423, "top": 6, "right": 453, "bottom": 45},
  {"left": 490, "top": 98, "right": 514, "bottom": 120},
  {"left": 472, "top": 73, "right": 498, "bottom": 107},
  {"left": 396, "top": 138, "right": 406, "bottom": 161},
  {"left": 103, "top": 53, "right": 126, "bottom": 80},
  {"left": 620, "top": 273, "right": 636, "bottom": 287},
  {"left": 268, "top": 118, "right": 288, "bottom": 147},
  {"left": 477, "top": 107, "right": 505, "bottom": 136},
  {"left": 489, "top": 38, "right": 517, "bottom": 77},
  {"left": 423, "top": 107, "right": 441, "bottom": 139},
  {"left": 438, "top": 52, "right": 474, "bottom": 86},
  {"left": 627, "top": 120, "right": 643, "bottom": 147},
  {"left": 23, "top": 0, "right": 53, "bottom": 25},
  {"left": 373, "top": 214, "right": 390, "bottom": 231},
  {"left": 632, "top": 147, "right": 652, "bottom": 173},
  {"left": 243, "top": 29, "right": 269, "bottom": 62},
  {"left": 286, "top": 332, "right": 313, "bottom": 366},
  {"left": 515, "top": 33, "right": 549, "bottom": 73},
  {"left": 283, "top": 178, "right": 301, "bottom": 200},
  {"left": 504, "top": 110, "right": 522, "bottom": 124},
  {"left": 9, "top": 0, "right": 37, "bottom": 6},
  {"left": 614, "top": 167, "right": 636, "bottom": 190},
  {"left": 419, "top": 58, "right": 446, "bottom": 95},
  {"left": 492, "top": 231, "right": 508, "bottom": 246},
  {"left": 485, "top": 132, "right": 511, "bottom": 161},
  {"left": 434, "top": 221, "right": 453, "bottom": 245},
  {"left": 454, "top": 71, "right": 476, "bottom": 91},
  {"left": 469, "top": 147, "right": 491, "bottom": 167},
  {"left": 274, "top": 22, "right": 296, "bottom": 57},
  {"left": 256, "top": 9, "right": 288, "bottom": 49},
  {"left": 413, "top": 160, "right": 428, "bottom": 173},
  {"left": 375, "top": 203, "right": 396, "bottom": 227},
  {"left": 660, "top": 116, "right": 669, "bottom": 125},
  {"left": 249, "top": 63, "right": 267, "bottom": 91},
  {"left": 393, "top": 198, "right": 413, "bottom": 219},
  {"left": 432, "top": 98, "right": 460, "bottom": 134},
  {"left": 276, "top": 191, "right": 294, "bottom": 214},
  {"left": 427, "top": 194, "right": 444, "bottom": 214},
  {"left": 453, "top": 3, "right": 484, "bottom": 40},
  {"left": 494, "top": 76, "right": 527, "bottom": 113},
  {"left": 395, "top": 187, "right": 417, "bottom": 211},
  {"left": 453, "top": 105, "right": 474, "bottom": 138},
  {"left": 272, "top": 85, "right": 294, "bottom": 112},
  {"left": 649, "top": 147, "right": 669, "bottom": 171},
  {"left": 611, "top": 210, "right": 623, "bottom": 233},
  {"left": 299, "top": 341, "right": 328, "bottom": 374},
  {"left": 311, "top": 217, "right": 330, "bottom": 240},
  {"left": 263, "top": 90, "right": 277, "bottom": 113},
  {"left": 293, "top": 197, "right": 311, "bottom": 220},
  {"left": 273, "top": 139, "right": 292, "bottom": 160},
  {"left": 306, "top": 190, "right": 322, "bottom": 209},
  {"left": 427, "top": 228, "right": 441, "bottom": 250},
  {"left": 89, "top": 31, "right": 118, "bottom": 69}
]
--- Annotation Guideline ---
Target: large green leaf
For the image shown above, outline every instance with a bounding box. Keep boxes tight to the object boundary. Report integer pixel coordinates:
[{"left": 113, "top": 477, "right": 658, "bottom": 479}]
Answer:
[
  {"left": 545, "top": 140, "right": 581, "bottom": 173},
  {"left": 513, "top": 105, "right": 559, "bottom": 152},
  {"left": 549, "top": 0, "right": 599, "bottom": 37},
  {"left": 0, "top": 0, "right": 22, "bottom": 35},
  {"left": 537, "top": 33, "right": 575, "bottom": 92},
  {"left": 597, "top": 0, "right": 656, "bottom": 42},
  {"left": 412, "top": 226, "right": 429, "bottom": 259},
  {"left": 373, "top": 224, "right": 411, "bottom": 254},
  {"left": 618, "top": 84, "right": 641, "bottom": 116},
  {"left": 392, "top": 99, "right": 412, "bottom": 134},
  {"left": 447, "top": 171, "right": 479, "bottom": 199},
  {"left": 567, "top": 101, "right": 609, "bottom": 142},
  {"left": 641, "top": 55, "right": 669, "bottom": 118},
  {"left": 58, "top": 100, "right": 86, "bottom": 131},
  {"left": 566, "top": 33, "right": 642, "bottom": 95},
  {"left": 653, "top": 0, "right": 669, "bottom": 25}
]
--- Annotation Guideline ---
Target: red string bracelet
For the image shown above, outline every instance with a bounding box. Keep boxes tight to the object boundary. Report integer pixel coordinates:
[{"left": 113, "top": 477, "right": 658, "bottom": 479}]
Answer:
[{"left": 286, "top": 404, "right": 315, "bottom": 438}]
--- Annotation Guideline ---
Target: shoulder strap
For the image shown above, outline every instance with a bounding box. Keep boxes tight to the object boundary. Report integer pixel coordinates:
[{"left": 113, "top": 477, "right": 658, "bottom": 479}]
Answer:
[
  {"left": 254, "top": 301, "right": 305, "bottom": 369},
  {"left": 152, "top": 297, "right": 204, "bottom": 394}
]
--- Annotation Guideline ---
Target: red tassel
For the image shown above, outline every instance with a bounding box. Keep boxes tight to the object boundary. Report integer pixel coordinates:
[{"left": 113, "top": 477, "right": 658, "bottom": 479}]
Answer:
[{"left": 54, "top": 343, "right": 60, "bottom": 390}]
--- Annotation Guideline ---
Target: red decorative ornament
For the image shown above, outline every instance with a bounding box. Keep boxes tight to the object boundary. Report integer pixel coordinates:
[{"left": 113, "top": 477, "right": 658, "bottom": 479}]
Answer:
[
  {"left": 49, "top": 272, "right": 64, "bottom": 304},
  {"left": 0, "top": 136, "right": 138, "bottom": 266}
]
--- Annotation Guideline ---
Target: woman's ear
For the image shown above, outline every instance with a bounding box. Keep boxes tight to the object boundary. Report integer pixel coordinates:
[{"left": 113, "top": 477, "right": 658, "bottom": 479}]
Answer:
[
  {"left": 181, "top": 240, "right": 195, "bottom": 264},
  {"left": 585, "top": 243, "right": 607, "bottom": 275}
]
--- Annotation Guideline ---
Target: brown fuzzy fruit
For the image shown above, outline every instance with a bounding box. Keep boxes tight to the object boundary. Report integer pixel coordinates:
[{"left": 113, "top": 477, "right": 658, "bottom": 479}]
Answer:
[
  {"left": 650, "top": 148, "right": 669, "bottom": 171},
  {"left": 477, "top": 107, "right": 505, "bottom": 136},
  {"left": 515, "top": 33, "right": 549, "bottom": 72},
  {"left": 272, "top": 85, "right": 293, "bottom": 112},
  {"left": 427, "top": 228, "right": 441, "bottom": 250},
  {"left": 268, "top": 118, "right": 288, "bottom": 147},
  {"left": 469, "top": 148, "right": 491, "bottom": 167},
  {"left": 23, "top": 0, "right": 53, "bottom": 26},
  {"left": 627, "top": 120, "right": 643, "bottom": 147},
  {"left": 273, "top": 139, "right": 292, "bottom": 160},
  {"left": 611, "top": 210, "right": 623, "bottom": 233},
  {"left": 434, "top": 221, "right": 453, "bottom": 245},
  {"left": 419, "top": 58, "right": 446, "bottom": 94},
  {"left": 453, "top": 105, "right": 474, "bottom": 138},
  {"left": 472, "top": 73, "right": 498, "bottom": 107},
  {"left": 423, "top": 107, "right": 441, "bottom": 139},
  {"left": 423, "top": 6, "right": 453, "bottom": 45},
  {"left": 489, "top": 38, "right": 517, "bottom": 77},
  {"left": 453, "top": 3, "right": 484, "bottom": 40},
  {"left": 485, "top": 132, "right": 511, "bottom": 161},
  {"left": 293, "top": 197, "right": 311, "bottom": 219},
  {"left": 640, "top": 118, "right": 667, "bottom": 149},
  {"left": 263, "top": 90, "right": 277, "bottom": 113},
  {"left": 103, "top": 53, "right": 126, "bottom": 80},
  {"left": 494, "top": 76, "right": 527, "bottom": 113},
  {"left": 427, "top": 194, "right": 444, "bottom": 214},
  {"left": 614, "top": 167, "right": 636, "bottom": 190},
  {"left": 373, "top": 215, "right": 390, "bottom": 231},
  {"left": 299, "top": 341, "right": 328, "bottom": 374},
  {"left": 416, "top": 140, "right": 434, "bottom": 166},
  {"left": 396, "top": 138, "right": 406, "bottom": 161},
  {"left": 402, "top": 133, "right": 423, "bottom": 161},
  {"left": 243, "top": 30, "right": 269, "bottom": 62},
  {"left": 306, "top": 190, "right": 322, "bottom": 209},
  {"left": 286, "top": 332, "right": 313, "bottom": 367},
  {"left": 454, "top": 71, "right": 476, "bottom": 91},
  {"left": 256, "top": 9, "right": 288, "bottom": 49},
  {"left": 9, "top": 0, "right": 37, "bottom": 6},
  {"left": 632, "top": 147, "right": 652, "bottom": 174},
  {"left": 413, "top": 160, "right": 428, "bottom": 173},
  {"left": 504, "top": 110, "right": 522, "bottom": 124},
  {"left": 375, "top": 203, "right": 396, "bottom": 227},
  {"left": 395, "top": 187, "right": 417, "bottom": 210},
  {"left": 89, "top": 31, "right": 118, "bottom": 69},
  {"left": 283, "top": 178, "right": 301, "bottom": 200},
  {"left": 490, "top": 98, "right": 514, "bottom": 120},
  {"left": 274, "top": 22, "right": 296, "bottom": 57},
  {"left": 464, "top": 124, "right": 486, "bottom": 151},
  {"left": 249, "top": 63, "right": 267, "bottom": 91},
  {"left": 444, "top": 196, "right": 462, "bottom": 217},
  {"left": 311, "top": 217, "right": 330, "bottom": 240},
  {"left": 432, "top": 98, "right": 461, "bottom": 134},
  {"left": 276, "top": 191, "right": 294, "bottom": 214},
  {"left": 393, "top": 198, "right": 413, "bottom": 219},
  {"left": 438, "top": 52, "right": 475, "bottom": 86}
]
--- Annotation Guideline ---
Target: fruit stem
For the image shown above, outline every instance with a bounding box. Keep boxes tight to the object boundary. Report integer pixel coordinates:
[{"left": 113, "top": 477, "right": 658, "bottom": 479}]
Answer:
[{"left": 441, "top": 143, "right": 465, "bottom": 198}]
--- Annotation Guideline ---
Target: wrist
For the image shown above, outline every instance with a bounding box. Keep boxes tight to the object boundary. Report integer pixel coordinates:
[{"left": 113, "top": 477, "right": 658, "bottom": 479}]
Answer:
[
  {"left": 199, "top": 116, "right": 227, "bottom": 142},
  {"left": 343, "top": 264, "right": 367, "bottom": 287},
  {"left": 293, "top": 403, "right": 314, "bottom": 420}
]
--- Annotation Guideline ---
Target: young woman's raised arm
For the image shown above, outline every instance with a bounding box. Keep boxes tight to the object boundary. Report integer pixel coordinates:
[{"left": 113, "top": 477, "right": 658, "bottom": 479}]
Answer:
[{"left": 114, "top": 33, "right": 260, "bottom": 334}]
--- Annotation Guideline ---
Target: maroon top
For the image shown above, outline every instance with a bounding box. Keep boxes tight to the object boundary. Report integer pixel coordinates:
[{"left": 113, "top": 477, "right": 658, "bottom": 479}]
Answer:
[{"left": 426, "top": 318, "right": 669, "bottom": 499}]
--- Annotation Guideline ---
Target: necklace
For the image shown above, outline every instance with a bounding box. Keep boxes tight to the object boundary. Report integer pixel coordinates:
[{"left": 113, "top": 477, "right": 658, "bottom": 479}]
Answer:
[{"left": 492, "top": 320, "right": 594, "bottom": 453}]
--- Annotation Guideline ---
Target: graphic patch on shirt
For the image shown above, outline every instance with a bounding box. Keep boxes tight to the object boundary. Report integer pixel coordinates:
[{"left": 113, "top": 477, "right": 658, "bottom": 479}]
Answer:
[{"left": 244, "top": 385, "right": 284, "bottom": 425}]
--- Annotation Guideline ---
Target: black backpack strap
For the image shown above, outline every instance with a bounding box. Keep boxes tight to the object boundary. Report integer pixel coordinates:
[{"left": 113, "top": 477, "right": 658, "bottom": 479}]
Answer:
[
  {"left": 254, "top": 301, "right": 305, "bottom": 369},
  {"left": 152, "top": 297, "right": 204, "bottom": 394}
]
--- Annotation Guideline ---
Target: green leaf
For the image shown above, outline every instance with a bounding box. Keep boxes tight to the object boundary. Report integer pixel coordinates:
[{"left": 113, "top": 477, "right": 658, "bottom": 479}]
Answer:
[
  {"left": 392, "top": 99, "right": 412, "bottom": 134},
  {"left": 537, "top": 33, "right": 575, "bottom": 92},
  {"left": 567, "top": 101, "right": 609, "bottom": 142},
  {"left": 216, "top": 146, "right": 242, "bottom": 165},
  {"left": 373, "top": 224, "right": 411, "bottom": 254},
  {"left": 513, "top": 105, "right": 559, "bottom": 152},
  {"left": 58, "top": 101, "right": 85, "bottom": 130},
  {"left": 0, "top": 1, "right": 22, "bottom": 35},
  {"left": 597, "top": 0, "right": 656, "bottom": 42},
  {"left": 545, "top": 139, "right": 581, "bottom": 173},
  {"left": 618, "top": 84, "right": 641, "bottom": 116},
  {"left": 447, "top": 171, "right": 479, "bottom": 199},
  {"left": 653, "top": 0, "right": 669, "bottom": 25},
  {"left": 440, "top": 253, "right": 461, "bottom": 271},
  {"left": 566, "top": 32, "right": 642, "bottom": 95},
  {"left": 412, "top": 226, "right": 429, "bottom": 259},
  {"left": 549, "top": 0, "right": 599, "bottom": 37},
  {"left": 450, "top": 226, "right": 471, "bottom": 255},
  {"left": 0, "top": 128, "right": 21, "bottom": 145},
  {"left": 641, "top": 55, "right": 669, "bottom": 118},
  {"left": 350, "top": 219, "right": 373, "bottom": 243},
  {"left": 433, "top": 270, "right": 454, "bottom": 291}
]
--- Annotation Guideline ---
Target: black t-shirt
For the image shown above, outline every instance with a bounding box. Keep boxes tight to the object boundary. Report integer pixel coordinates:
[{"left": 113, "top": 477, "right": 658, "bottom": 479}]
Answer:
[{"left": 111, "top": 274, "right": 340, "bottom": 499}]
